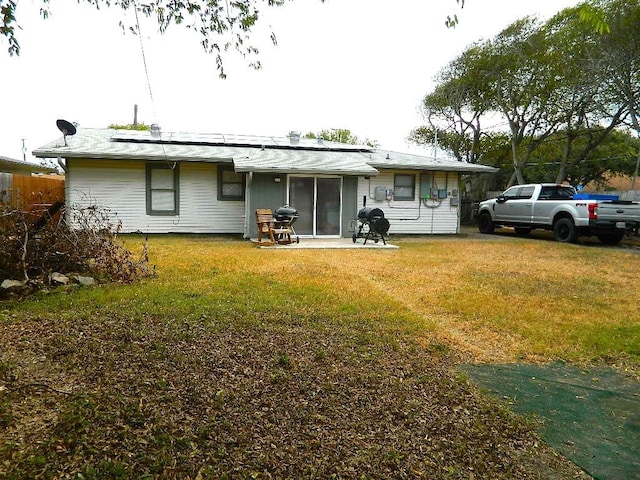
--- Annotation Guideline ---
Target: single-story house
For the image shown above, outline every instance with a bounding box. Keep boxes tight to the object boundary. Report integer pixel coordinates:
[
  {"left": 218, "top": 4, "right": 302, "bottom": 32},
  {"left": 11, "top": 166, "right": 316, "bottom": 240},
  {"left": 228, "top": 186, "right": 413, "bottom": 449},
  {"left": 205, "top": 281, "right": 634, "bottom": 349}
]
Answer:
[
  {"left": 0, "top": 155, "right": 58, "bottom": 175},
  {"left": 33, "top": 127, "right": 497, "bottom": 238}
]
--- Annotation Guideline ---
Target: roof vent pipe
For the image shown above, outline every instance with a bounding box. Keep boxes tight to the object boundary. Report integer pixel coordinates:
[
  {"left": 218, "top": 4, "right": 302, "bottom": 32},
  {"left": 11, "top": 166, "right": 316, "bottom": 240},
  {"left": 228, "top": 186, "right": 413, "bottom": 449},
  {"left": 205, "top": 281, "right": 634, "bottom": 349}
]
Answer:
[
  {"left": 150, "top": 124, "right": 161, "bottom": 138},
  {"left": 289, "top": 130, "right": 301, "bottom": 145}
]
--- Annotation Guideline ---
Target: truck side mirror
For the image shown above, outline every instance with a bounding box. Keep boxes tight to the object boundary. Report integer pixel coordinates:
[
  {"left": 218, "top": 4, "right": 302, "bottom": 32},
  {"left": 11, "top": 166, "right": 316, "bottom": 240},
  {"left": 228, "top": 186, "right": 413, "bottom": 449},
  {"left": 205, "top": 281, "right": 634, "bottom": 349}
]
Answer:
[{"left": 496, "top": 195, "right": 507, "bottom": 203}]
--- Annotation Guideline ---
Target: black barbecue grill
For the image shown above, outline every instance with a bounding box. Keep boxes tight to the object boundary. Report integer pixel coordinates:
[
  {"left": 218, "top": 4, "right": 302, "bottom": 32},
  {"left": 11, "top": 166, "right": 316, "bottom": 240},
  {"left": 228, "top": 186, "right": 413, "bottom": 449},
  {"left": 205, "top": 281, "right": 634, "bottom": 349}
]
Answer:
[
  {"left": 353, "top": 204, "right": 390, "bottom": 245},
  {"left": 273, "top": 205, "right": 300, "bottom": 244}
]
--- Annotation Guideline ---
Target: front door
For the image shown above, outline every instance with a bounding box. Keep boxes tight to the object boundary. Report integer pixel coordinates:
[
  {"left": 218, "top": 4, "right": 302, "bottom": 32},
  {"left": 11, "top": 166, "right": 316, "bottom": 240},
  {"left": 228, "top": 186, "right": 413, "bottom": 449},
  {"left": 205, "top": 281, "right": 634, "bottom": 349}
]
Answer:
[{"left": 289, "top": 176, "right": 342, "bottom": 237}]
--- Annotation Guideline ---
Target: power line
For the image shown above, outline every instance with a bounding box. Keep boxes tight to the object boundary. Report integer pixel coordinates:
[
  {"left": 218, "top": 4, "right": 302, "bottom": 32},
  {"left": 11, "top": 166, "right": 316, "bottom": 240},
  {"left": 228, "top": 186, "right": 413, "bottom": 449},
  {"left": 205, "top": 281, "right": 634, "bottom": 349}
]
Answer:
[{"left": 133, "top": 2, "right": 158, "bottom": 124}]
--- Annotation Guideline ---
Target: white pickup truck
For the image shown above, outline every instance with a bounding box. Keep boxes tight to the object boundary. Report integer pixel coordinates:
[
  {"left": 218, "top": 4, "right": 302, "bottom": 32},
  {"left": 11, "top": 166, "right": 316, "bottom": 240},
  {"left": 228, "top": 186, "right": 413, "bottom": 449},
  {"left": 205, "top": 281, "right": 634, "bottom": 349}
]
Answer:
[{"left": 477, "top": 183, "right": 640, "bottom": 244}]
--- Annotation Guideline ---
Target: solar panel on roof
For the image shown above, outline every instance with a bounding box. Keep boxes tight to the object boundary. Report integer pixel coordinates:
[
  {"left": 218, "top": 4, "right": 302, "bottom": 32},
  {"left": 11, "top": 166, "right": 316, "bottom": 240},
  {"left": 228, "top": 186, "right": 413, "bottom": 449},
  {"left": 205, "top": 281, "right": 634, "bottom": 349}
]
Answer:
[{"left": 110, "top": 129, "right": 373, "bottom": 152}]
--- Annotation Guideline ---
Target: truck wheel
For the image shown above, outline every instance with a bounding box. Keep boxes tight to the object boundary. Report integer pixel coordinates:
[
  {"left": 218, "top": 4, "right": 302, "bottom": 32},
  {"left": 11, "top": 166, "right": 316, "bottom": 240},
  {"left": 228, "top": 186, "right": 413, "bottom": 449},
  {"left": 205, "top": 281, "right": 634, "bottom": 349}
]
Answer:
[
  {"left": 597, "top": 232, "right": 624, "bottom": 245},
  {"left": 477, "top": 212, "right": 495, "bottom": 234},
  {"left": 553, "top": 218, "right": 577, "bottom": 243},
  {"left": 514, "top": 227, "right": 531, "bottom": 236}
]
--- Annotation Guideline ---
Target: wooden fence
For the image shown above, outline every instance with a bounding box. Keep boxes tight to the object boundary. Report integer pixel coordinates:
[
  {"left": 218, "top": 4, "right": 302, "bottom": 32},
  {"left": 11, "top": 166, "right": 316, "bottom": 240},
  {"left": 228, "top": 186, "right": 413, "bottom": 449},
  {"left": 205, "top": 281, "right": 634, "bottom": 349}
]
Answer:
[{"left": 0, "top": 173, "right": 65, "bottom": 209}]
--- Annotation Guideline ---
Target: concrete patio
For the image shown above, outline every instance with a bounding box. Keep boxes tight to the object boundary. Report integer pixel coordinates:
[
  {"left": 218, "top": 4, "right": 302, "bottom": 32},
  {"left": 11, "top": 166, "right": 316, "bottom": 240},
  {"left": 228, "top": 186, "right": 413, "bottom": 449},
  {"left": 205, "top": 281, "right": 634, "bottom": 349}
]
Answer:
[{"left": 253, "top": 238, "right": 399, "bottom": 249}]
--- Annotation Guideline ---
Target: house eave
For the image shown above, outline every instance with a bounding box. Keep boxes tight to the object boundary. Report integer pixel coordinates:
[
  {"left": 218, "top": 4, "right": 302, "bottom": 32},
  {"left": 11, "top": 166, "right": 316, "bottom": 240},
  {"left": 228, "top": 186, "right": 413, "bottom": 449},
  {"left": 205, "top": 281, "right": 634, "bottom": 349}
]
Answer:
[
  {"left": 1, "top": 155, "right": 57, "bottom": 174},
  {"left": 234, "top": 166, "right": 380, "bottom": 176},
  {"left": 33, "top": 149, "right": 234, "bottom": 164},
  {"left": 370, "top": 163, "right": 499, "bottom": 174}
]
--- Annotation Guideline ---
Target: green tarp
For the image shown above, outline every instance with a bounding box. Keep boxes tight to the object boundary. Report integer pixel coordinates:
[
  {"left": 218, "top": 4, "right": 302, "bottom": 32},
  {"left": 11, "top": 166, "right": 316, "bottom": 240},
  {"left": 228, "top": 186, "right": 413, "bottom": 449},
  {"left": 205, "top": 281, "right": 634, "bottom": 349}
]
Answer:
[{"left": 460, "top": 362, "right": 640, "bottom": 480}]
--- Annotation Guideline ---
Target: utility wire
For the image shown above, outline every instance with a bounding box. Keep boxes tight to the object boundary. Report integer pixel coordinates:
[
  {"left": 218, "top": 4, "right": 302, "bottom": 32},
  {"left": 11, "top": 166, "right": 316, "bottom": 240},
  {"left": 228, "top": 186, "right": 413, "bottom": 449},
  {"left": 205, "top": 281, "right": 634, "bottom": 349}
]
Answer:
[
  {"left": 132, "top": 1, "right": 171, "bottom": 170},
  {"left": 133, "top": 2, "right": 159, "bottom": 124}
]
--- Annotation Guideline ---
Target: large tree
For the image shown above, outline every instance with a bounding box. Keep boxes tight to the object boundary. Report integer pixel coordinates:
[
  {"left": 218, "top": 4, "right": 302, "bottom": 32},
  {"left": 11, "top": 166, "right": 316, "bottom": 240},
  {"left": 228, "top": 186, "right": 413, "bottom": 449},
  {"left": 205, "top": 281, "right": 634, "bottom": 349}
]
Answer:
[
  {"left": 412, "top": 0, "right": 633, "bottom": 188},
  {"left": 410, "top": 44, "right": 492, "bottom": 164},
  {"left": 595, "top": 0, "right": 640, "bottom": 188},
  {"left": 414, "top": 17, "right": 566, "bottom": 185},
  {"left": 541, "top": 5, "right": 627, "bottom": 184},
  {"left": 477, "top": 17, "right": 566, "bottom": 186}
]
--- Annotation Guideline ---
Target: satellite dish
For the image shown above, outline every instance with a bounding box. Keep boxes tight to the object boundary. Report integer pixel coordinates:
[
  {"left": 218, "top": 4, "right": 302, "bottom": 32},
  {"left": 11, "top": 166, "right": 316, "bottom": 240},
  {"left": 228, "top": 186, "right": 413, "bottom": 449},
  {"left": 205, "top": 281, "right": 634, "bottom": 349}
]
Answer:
[{"left": 56, "top": 119, "right": 77, "bottom": 146}]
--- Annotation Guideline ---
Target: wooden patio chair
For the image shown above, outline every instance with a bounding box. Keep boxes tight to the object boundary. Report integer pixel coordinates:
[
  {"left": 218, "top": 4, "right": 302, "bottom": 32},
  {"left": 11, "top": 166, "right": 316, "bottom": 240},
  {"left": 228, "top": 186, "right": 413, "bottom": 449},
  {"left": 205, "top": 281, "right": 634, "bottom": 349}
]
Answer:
[
  {"left": 255, "top": 208, "right": 293, "bottom": 245},
  {"left": 256, "top": 208, "right": 276, "bottom": 245}
]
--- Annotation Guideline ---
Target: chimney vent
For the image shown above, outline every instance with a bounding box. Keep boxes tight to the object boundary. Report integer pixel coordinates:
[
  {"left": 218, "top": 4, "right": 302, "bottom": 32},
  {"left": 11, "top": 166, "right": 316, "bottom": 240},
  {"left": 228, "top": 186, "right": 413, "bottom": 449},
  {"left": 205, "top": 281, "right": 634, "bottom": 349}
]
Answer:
[
  {"left": 150, "top": 124, "right": 161, "bottom": 138},
  {"left": 289, "top": 130, "right": 301, "bottom": 144}
]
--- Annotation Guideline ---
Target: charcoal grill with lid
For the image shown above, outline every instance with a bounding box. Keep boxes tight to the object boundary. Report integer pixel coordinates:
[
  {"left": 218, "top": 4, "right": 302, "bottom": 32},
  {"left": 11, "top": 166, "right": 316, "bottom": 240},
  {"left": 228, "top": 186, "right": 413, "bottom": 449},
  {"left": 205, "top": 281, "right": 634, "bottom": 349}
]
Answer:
[
  {"left": 352, "top": 204, "right": 390, "bottom": 245},
  {"left": 273, "top": 204, "right": 300, "bottom": 244}
]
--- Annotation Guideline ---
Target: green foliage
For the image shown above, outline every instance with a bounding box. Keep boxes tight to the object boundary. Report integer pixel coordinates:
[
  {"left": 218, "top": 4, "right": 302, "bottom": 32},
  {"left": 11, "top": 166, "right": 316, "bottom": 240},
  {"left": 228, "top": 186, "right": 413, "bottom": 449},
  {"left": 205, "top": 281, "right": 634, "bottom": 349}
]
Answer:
[
  {"left": 0, "top": 0, "right": 20, "bottom": 55},
  {"left": 304, "top": 128, "right": 378, "bottom": 148},
  {"left": 578, "top": 3, "right": 610, "bottom": 33},
  {"left": 524, "top": 129, "right": 640, "bottom": 185},
  {"left": 108, "top": 122, "right": 151, "bottom": 131}
]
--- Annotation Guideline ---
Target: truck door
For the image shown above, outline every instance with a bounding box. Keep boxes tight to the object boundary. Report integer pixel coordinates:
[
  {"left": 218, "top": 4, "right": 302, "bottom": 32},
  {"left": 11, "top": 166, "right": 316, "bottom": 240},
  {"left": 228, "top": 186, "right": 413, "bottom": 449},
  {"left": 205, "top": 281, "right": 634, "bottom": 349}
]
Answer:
[
  {"left": 493, "top": 186, "right": 534, "bottom": 223},
  {"left": 532, "top": 185, "right": 575, "bottom": 224},
  {"left": 509, "top": 185, "right": 535, "bottom": 222}
]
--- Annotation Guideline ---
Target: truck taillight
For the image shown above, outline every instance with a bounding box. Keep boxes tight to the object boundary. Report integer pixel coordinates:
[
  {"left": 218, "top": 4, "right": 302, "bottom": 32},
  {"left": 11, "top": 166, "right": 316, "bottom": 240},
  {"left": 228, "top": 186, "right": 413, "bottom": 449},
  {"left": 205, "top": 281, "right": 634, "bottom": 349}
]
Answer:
[{"left": 588, "top": 203, "right": 598, "bottom": 220}]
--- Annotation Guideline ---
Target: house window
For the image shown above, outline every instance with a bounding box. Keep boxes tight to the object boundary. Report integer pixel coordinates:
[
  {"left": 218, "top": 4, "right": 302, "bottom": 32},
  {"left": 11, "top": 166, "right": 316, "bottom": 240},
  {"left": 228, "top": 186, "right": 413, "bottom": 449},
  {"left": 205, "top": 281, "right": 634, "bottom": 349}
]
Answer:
[
  {"left": 146, "top": 163, "right": 179, "bottom": 215},
  {"left": 394, "top": 174, "right": 415, "bottom": 201},
  {"left": 218, "top": 165, "right": 245, "bottom": 201}
]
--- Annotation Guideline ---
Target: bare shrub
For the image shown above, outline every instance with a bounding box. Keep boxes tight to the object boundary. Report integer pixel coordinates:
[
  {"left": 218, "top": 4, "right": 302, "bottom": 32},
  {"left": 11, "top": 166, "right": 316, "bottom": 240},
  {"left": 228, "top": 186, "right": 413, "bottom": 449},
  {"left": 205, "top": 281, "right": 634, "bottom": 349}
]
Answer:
[{"left": 0, "top": 199, "right": 153, "bottom": 293}]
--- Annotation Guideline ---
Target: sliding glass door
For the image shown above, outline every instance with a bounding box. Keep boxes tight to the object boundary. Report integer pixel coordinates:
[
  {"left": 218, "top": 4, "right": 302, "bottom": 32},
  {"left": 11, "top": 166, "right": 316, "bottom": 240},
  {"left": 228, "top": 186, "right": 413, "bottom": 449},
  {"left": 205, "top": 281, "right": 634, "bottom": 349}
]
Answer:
[
  {"left": 289, "top": 177, "right": 314, "bottom": 235},
  {"left": 289, "top": 176, "right": 341, "bottom": 237}
]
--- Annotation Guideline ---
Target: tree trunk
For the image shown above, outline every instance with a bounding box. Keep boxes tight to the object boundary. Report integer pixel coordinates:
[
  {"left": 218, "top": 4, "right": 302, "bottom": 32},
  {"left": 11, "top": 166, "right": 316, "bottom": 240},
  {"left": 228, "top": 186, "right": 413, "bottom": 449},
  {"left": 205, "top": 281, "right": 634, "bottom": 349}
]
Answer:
[
  {"left": 631, "top": 144, "right": 640, "bottom": 191},
  {"left": 506, "top": 171, "right": 518, "bottom": 188},
  {"left": 555, "top": 164, "right": 568, "bottom": 184},
  {"left": 510, "top": 139, "right": 526, "bottom": 185},
  {"left": 629, "top": 109, "right": 640, "bottom": 191}
]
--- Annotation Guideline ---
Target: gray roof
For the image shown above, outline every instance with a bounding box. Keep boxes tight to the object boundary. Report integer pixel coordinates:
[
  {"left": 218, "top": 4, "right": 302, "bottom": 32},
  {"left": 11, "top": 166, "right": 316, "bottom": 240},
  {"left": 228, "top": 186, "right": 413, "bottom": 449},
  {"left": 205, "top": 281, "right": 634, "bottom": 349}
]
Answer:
[
  {"left": 0, "top": 155, "right": 58, "bottom": 174},
  {"left": 233, "top": 150, "right": 379, "bottom": 176},
  {"left": 33, "top": 129, "right": 237, "bottom": 164},
  {"left": 33, "top": 128, "right": 498, "bottom": 175},
  {"left": 368, "top": 150, "right": 498, "bottom": 174}
]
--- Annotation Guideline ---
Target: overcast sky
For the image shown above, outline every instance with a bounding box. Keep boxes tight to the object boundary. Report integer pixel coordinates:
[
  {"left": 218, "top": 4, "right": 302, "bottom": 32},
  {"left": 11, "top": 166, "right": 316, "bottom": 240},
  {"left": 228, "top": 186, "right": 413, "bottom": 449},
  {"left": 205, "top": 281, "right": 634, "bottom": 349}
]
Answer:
[{"left": 1, "top": 0, "right": 581, "bottom": 163}]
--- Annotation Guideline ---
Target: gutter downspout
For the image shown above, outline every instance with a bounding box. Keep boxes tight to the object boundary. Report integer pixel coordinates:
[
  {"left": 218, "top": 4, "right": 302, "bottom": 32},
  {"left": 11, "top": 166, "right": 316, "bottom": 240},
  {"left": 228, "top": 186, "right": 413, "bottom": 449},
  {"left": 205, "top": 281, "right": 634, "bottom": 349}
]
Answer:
[{"left": 243, "top": 171, "right": 253, "bottom": 239}]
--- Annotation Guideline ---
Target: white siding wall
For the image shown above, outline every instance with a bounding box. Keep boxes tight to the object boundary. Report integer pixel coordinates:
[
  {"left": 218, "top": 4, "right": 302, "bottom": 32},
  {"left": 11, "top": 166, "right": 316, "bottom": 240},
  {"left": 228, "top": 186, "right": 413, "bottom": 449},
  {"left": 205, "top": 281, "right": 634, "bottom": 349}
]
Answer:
[
  {"left": 67, "top": 159, "right": 245, "bottom": 233},
  {"left": 356, "top": 170, "right": 460, "bottom": 235}
]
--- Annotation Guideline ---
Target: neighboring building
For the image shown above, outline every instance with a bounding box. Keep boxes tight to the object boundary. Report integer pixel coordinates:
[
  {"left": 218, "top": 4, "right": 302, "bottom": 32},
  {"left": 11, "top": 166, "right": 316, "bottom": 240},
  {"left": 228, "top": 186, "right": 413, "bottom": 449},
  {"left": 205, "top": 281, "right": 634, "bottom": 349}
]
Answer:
[
  {"left": 0, "top": 155, "right": 58, "bottom": 175},
  {"left": 583, "top": 175, "right": 637, "bottom": 192},
  {"left": 33, "top": 128, "right": 497, "bottom": 238},
  {"left": 1, "top": 155, "right": 63, "bottom": 207}
]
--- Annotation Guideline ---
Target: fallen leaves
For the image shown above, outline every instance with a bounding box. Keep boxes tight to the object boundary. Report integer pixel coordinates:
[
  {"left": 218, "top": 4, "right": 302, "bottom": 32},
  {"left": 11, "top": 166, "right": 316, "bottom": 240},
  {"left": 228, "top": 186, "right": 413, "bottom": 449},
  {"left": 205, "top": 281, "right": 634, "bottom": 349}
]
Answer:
[{"left": 0, "top": 313, "right": 588, "bottom": 479}]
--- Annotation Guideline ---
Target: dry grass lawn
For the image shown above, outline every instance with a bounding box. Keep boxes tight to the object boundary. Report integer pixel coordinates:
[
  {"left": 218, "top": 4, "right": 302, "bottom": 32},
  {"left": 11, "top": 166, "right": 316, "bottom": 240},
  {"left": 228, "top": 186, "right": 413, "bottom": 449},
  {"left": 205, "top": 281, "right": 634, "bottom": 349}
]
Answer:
[
  {"left": 1, "top": 231, "right": 637, "bottom": 479},
  {"left": 140, "top": 232, "right": 638, "bottom": 368}
]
